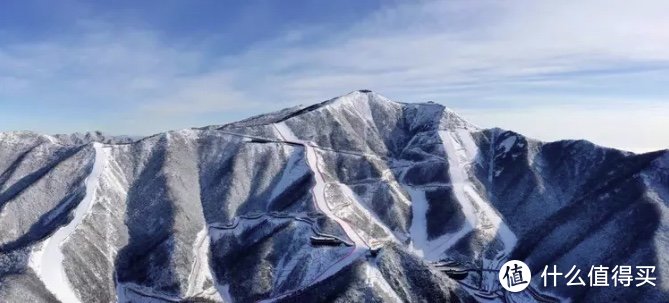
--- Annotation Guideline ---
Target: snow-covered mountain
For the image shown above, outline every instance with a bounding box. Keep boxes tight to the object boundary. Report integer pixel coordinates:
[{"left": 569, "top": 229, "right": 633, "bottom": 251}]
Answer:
[{"left": 0, "top": 91, "right": 667, "bottom": 302}]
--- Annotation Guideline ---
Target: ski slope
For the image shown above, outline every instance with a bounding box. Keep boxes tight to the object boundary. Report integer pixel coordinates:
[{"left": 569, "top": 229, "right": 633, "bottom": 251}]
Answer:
[{"left": 36, "top": 143, "right": 108, "bottom": 303}]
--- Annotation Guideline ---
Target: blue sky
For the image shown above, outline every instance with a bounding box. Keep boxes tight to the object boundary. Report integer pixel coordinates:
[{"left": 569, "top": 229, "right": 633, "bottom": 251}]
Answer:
[{"left": 1, "top": 0, "right": 668, "bottom": 152}]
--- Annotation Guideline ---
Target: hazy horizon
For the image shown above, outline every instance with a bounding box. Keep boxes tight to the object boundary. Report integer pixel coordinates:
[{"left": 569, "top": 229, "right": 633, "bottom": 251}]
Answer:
[{"left": 1, "top": 0, "right": 668, "bottom": 152}]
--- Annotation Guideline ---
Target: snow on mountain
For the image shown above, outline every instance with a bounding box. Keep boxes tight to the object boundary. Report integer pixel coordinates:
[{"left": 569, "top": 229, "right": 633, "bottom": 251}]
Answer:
[
  {"left": 0, "top": 90, "right": 668, "bottom": 302},
  {"left": 35, "top": 143, "right": 108, "bottom": 303}
]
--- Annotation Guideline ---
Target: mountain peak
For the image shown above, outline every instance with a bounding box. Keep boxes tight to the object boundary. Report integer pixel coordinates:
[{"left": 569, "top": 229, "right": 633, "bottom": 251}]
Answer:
[
  {"left": 220, "top": 90, "right": 477, "bottom": 136},
  {"left": 328, "top": 89, "right": 397, "bottom": 106}
]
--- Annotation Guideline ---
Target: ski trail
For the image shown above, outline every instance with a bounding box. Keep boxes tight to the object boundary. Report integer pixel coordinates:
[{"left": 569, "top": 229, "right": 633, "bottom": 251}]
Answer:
[
  {"left": 337, "top": 184, "right": 397, "bottom": 245},
  {"left": 440, "top": 129, "right": 517, "bottom": 293},
  {"left": 442, "top": 130, "right": 516, "bottom": 253},
  {"left": 186, "top": 227, "right": 223, "bottom": 301},
  {"left": 258, "top": 122, "right": 368, "bottom": 302},
  {"left": 405, "top": 186, "right": 474, "bottom": 261},
  {"left": 274, "top": 122, "right": 368, "bottom": 253},
  {"left": 407, "top": 130, "right": 516, "bottom": 264},
  {"left": 418, "top": 131, "right": 479, "bottom": 258},
  {"left": 38, "top": 143, "right": 108, "bottom": 303}
]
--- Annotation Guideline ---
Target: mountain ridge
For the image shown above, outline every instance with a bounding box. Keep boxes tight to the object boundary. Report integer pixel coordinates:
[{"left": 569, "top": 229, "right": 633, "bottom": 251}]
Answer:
[
  {"left": 0, "top": 91, "right": 667, "bottom": 302},
  {"left": 2, "top": 90, "right": 664, "bottom": 155}
]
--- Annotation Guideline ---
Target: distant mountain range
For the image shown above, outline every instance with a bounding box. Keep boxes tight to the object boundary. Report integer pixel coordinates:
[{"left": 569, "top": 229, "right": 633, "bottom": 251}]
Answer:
[{"left": 0, "top": 91, "right": 667, "bottom": 302}]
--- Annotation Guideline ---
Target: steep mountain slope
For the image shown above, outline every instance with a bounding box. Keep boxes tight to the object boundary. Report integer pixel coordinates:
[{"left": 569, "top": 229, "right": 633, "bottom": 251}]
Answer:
[{"left": 0, "top": 91, "right": 667, "bottom": 302}]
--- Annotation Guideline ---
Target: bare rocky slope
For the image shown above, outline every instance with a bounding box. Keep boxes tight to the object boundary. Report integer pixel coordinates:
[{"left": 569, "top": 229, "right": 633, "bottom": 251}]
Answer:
[{"left": 0, "top": 91, "right": 667, "bottom": 302}]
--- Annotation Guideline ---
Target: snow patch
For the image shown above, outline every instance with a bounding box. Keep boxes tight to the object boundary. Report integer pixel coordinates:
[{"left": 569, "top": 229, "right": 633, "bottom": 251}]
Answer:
[
  {"left": 217, "top": 284, "right": 233, "bottom": 303},
  {"left": 364, "top": 262, "right": 402, "bottom": 303},
  {"left": 269, "top": 151, "right": 307, "bottom": 201},
  {"left": 498, "top": 136, "right": 517, "bottom": 153}
]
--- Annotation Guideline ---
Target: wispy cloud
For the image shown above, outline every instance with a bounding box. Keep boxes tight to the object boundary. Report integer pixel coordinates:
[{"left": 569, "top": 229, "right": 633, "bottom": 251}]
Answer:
[
  {"left": 241, "top": 0, "right": 669, "bottom": 100},
  {"left": 0, "top": 0, "right": 668, "bottom": 151}
]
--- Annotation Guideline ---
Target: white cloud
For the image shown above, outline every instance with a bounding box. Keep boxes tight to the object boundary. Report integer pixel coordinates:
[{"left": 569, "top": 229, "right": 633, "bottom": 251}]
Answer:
[
  {"left": 0, "top": 0, "right": 668, "bottom": 151},
  {"left": 246, "top": 0, "right": 669, "bottom": 97},
  {"left": 0, "top": 27, "right": 261, "bottom": 134}
]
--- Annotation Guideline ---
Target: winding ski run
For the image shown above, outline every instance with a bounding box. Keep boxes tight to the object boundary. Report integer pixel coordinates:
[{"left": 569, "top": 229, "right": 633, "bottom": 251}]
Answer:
[{"left": 258, "top": 122, "right": 369, "bottom": 302}]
